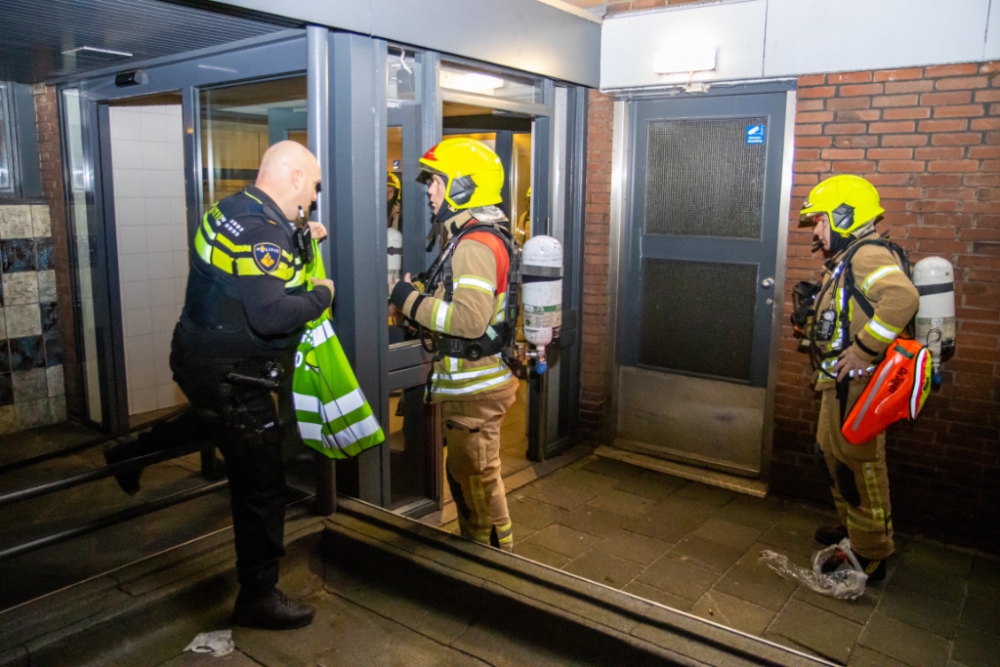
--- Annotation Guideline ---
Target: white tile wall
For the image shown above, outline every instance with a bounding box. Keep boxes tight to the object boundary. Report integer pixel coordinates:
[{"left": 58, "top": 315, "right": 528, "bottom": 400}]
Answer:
[{"left": 109, "top": 104, "right": 189, "bottom": 415}]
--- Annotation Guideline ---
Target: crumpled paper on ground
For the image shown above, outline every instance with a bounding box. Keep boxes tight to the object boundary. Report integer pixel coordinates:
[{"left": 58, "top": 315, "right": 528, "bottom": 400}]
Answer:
[
  {"left": 184, "top": 629, "right": 234, "bottom": 657},
  {"left": 760, "top": 538, "right": 868, "bottom": 600}
]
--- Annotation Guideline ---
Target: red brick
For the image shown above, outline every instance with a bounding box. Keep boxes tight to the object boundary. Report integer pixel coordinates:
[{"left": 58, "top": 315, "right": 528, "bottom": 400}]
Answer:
[
  {"left": 931, "top": 133, "right": 984, "bottom": 146},
  {"left": 918, "top": 240, "right": 969, "bottom": 253},
  {"left": 840, "top": 83, "right": 883, "bottom": 96},
  {"left": 795, "top": 148, "right": 821, "bottom": 160},
  {"left": 797, "top": 99, "right": 826, "bottom": 112},
  {"left": 915, "top": 147, "right": 966, "bottom": 160},
  {"left": 868, "top": 148, "right": 914, "bottom": 159},
  {"left": 823, "top": 123, "right": 867, "bottom": 135},
  {"left": 873, "top": 94, "right": 919, "bottom": 108},
  {"left": 966, "top": 173, "right": 1000, "bottom": 185},
  {"left": 793, "top": 160, "right": 832, "bottom": 173},
  {"left": 868, "top": 173, "right": 915, "bottom": 186},
  {"left": 922, "top": 91, "right": 973, "bottom": 106},
  {"left": 970, "top": 118, "right": 1000, "bottom": 130},
  {"left": 830, "top": 160, "right": 876, "bottom": 173},
  {"left": 969, "top": 146, "right": 1000, "bottom": 159},
  {"left": 908, "top": 226, "right": 963, "bottom": 239},
  {"left": 935, "top": 76, "right": 991, "bottom": 91},
  {"left": 925, "top": 64, "right": 980, "bottom": 77},
  {"left": 798, "top": 74, "right": 826, "bottom": 87},
  {"left": 975, "top": 90, "right": 1000, "bottom": 103},
  {"left": 877, "top": 186, "right": 922, "bottom": 199},
  {"left": 799, "top": 86, "right": 836, "bottom": 99},
  {"left": 869, "top": 120, "right": 916, "bottom": 134},
  {"left": 826, "top": 97, "right": 871, "bottom": 111},
  {"left": 879, "top": 160, "right": 926, "bottom": 172},
  {"left": 920, "top": 119, "right": 970, "bottom": 133},
  {"left": 874, "top": 68, "right": 925, "bottom": 82},
  {"left": 836, "top": 109, "right": 881, "bottom": 122},
  {"left": 910, "top": 200, "right": 960, "bottom": 212},
  {"left": 927, "top": 160, "right": 981, "bottom": 173},
  {"left": 829, "top": 71, "right": 873, "bottom": 84},
  {"left": 885, "top": 80, "right": 935, "bottom": 94},
  {"left": 796, "top": 111, "right": 834, "bottom": 123},
  {"left": 835, "top": 135, "right": 879, "bottom": 148},
  {"left": 796, "top": 124, "right": 823, "bottom": 136},
  {"left": 925, "top": 187, "right": 976, "bottom": 200},
  {"left": 980, "top": 62, "right": 1000, "bottom": 74},
  {"left": 963, "top": 228, "right": 1000, "bottom": 242},
  {"left": 796, "top": 136, "right": 833, "bottom": 148},
  {"left": 883, "top": 107, "right": 932, "bottom": 120},
  {"left": 934, "top": 105, "right": 987, "bottom": 118},
  {"left": 821, "top": 148, "right": 865, "bottom": 160},
  {"left": 982, "top": 160, "right": 1000, "bottom": 172}
]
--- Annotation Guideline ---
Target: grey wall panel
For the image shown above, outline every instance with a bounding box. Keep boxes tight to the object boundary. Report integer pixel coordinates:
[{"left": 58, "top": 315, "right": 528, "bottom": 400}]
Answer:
[{"left": 211, "top": 0, "right": 601, "bottom": 87}]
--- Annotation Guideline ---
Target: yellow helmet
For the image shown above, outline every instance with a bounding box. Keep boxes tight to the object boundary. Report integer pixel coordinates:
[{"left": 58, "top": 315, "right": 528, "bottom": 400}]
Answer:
[
  {"left": 387, "top": 171, "right": 401, "bottom": 191},
  {"left": 800, "top": 174, "right": 885, "bottom": 237},
  {"left": 419, "top": 137, "right": 503, "bottom": 210}
]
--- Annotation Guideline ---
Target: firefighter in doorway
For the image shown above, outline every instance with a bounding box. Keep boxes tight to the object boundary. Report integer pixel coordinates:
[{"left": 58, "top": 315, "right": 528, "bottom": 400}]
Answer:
[
  {"left": 389, "top": 138, "right": 518, "bottom": 552},
  {"left": 798, "top": 174, "right": 919, "bottom": 581},
  {"left": 105, "top": 141, "right": 333, "bottom": 628}
]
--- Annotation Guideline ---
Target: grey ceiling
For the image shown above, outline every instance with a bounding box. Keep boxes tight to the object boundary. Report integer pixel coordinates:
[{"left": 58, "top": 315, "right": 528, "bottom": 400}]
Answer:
[{"left": 0, "top": 0, "right": 298, "bottom": 84}]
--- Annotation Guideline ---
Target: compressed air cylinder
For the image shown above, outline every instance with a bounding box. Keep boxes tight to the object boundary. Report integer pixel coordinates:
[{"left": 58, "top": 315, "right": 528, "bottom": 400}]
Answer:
[
  {"left": 913, "top": 256, "right": 955, "bottom": 382},
  {"left": 387, "top": 227, "right": 402, "bottom": 293},
  {"left": 521, "top": 235, "right": 563, "bottom": 350}
]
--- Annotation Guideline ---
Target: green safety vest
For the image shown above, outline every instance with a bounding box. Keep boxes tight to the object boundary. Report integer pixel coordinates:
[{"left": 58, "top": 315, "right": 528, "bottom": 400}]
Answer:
[{"left": 292, "top": 240, "right": 385, "bottom": 458}]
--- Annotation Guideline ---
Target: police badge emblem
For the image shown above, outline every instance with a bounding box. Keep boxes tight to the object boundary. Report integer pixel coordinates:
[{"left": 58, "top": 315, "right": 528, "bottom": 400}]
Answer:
[{"left": 253, "top": 242, "right": 282, "bottom": 274}]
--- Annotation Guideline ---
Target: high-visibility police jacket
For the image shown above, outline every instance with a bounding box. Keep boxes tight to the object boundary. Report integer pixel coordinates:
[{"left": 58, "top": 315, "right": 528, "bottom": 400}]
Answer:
[
  {"left": 815, "top": 231, "right": 919, "bottom": 389},
  {"left": 177, "top": 185, "right": 332, "bottom": 360},
  {"left": 399, "top": 207, "right": 518, "bottom": 403}
]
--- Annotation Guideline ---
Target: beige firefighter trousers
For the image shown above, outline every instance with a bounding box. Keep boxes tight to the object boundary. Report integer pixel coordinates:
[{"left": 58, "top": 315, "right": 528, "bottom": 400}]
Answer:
[
  {"left": 442, "top": 393, "right": 517, "bottom": 552},
  {"left": 816, "top": 384, "right": 894, "bottom": 560}
]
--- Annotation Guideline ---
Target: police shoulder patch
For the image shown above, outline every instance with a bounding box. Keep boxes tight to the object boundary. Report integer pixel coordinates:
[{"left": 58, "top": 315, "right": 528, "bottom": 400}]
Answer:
[{"left": 253, "top": 242, "right": 282, "bottom": 274}]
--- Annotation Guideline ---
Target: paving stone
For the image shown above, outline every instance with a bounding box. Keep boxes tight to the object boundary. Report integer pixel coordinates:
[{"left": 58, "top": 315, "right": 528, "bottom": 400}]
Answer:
[
  {"left": 668, "top": 535, "right": 745, "bottom": 574},
  {"left": 959, "top": 593, "right": 1000, "bottom": 635},
  {"left": 714, "top": 494, "right": 787, "bottom": 532},
  {"left": 880, "top": 585, "right": 962, "bottom": 638},
  {"left": 582, "top": 457, "right": 644, "bottom": 480},
  {"left": 510, "top": 521, "right": 536, "bottom": 544},
  {"left": 650, "top": 494, "right": 720, "bottom": 525},
  {"left": 523, "top": 523, "right": 600, "bottom": 559},
  {"left": 586, "top": 488, "right": 656, "bottom": 517},
  {"left": 562, "top": 550, "right": 645, "bottom": 590},
  {"left": 889, "top": 559, "right": 968, "bottom": 605},
  {"left": 523, "top": 478, "right": 601, "bottom": 510},
  {"left": 691, "top": 590, "right": 774, "bottom": 637},
  {"left": 506, "top": 496, "right": 569, "bottom": 531},
  {"left": 712, "top": 542, "right": 800, "bottom": 612},
  {"left": 622, "top": 581, "right": 695, "bottom": 612},
  {"left": 690, "top": 517, "right": 765, "bottom": 552},
  {"left": 859, "top": 613, "right": 951, "bottom": 667},
  {"left": 968, "top": 556, "right": 1000, "bottom": 599},
  {"left": 613, "top": 470, "right": 688, "bottom": 501},
  {"left": 847, "top": 646, "right": 912, "bottom": 667},
  {"left": 952, "top": 626, "right": 1000, "bottom": 667},
  {"left": 556, "top": 506, "right": 631, "bottom": 538},
  {"left": 593, "top": 530, "right": 671, "bottom": 565},
  {"left": 635, "top": 553, "right": 719, "bottom": 602},
  {"left": 622, "top": 509, "right": 701, "bottom": 545},
  {"left": 792, "top": 585, "right": 879, "bottom": 625},
  {"left": 758, "top": 516, "right": 826, "bottom": 559},
  {"left": 512, "top": 542, "right": 570, "bottom": 569},
  {"left": 767, "top": 598, "right": 863, "bottom": 665},
  {"left": 675, "top": 482, "right": 735, "bottom": 506},
  {"left": 157, "top": 649, "right": 266, "bottom": 666},
  {"left": 899, "top": 540, "right": 975, "bottom": 579},
  {"left": 548, "top": 467, "right": 621, "bottom": 493}
]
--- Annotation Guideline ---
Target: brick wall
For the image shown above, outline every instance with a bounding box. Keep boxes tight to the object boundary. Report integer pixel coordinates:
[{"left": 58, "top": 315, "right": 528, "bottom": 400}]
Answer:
[
  {"left": 774, "top": 62, "right": 1000, "bottom": 551},
  {"left": 33, "top": 86, "right": 79, "bottom": 421},
  {"left": 580, "top": 63, "right": 1000, "bottom": 551}
]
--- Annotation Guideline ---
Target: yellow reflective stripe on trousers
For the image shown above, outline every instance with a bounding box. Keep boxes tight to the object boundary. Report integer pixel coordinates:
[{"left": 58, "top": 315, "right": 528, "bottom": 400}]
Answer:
[
  {"left": 467, "top": 474, "right": 493, "bottom": 544},
  {"left": 861, "top": 265, "right": 903, "bottom": 295}
]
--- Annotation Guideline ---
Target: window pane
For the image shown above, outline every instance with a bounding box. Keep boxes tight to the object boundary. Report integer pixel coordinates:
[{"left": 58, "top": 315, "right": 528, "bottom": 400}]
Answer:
[
  {"left": 440, "top": 62, "right": 542, "bottom": 105},
  {"left": 0, "top": 84, "right": 12, "bottom": 192}
]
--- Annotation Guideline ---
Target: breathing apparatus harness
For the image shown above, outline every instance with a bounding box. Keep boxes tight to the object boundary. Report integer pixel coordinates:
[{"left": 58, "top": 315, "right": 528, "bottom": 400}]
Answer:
[
  {"left": 414, "top": 218, "right": 522, "bottom": 366},
  {"left": 793, "top": 233, "right": 912, "bottom": 421}
]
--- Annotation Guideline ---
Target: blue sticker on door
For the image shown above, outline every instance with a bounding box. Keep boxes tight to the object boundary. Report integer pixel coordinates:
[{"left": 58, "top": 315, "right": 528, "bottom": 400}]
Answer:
[{"left": 746, "top": 124, "right": 765, "bottom": 145}]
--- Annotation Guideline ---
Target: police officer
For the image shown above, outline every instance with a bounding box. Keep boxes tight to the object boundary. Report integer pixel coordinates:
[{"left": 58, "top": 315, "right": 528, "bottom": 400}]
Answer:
[
  {"left": 389, "top": 138, "right": 518, "bottom": 552},
  {"left": 799, "top": 174, "right": 919, "bottom": 581},
  {"left": 106, "top": 141, "right": 333, "bottom": 628}
]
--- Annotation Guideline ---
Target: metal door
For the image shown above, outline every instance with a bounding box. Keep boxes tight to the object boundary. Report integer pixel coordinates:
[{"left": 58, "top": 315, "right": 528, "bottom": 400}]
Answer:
[{"left": 614, "top": 89, "right": 792, "bottom": 477}]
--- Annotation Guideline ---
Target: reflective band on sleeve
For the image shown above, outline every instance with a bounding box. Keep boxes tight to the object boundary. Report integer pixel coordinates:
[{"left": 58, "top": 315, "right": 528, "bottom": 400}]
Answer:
[
  {"left": 861, "top": 265, "right": 903, "bottom": 295},
  {"left": 454, "top": 276, "right": 495, "bottom": 295},
  {"left": 433, "top": 301, "right": 451, "bottom": 333},
  {"left": 865, "top": 314, "right": 902, "bottom": 344}
]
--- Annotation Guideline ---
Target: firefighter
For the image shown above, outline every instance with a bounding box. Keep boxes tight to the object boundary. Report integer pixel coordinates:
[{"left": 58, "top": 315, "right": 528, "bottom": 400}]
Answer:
[
  {"left": 799, "top": 174, "right": 919, "bottom": 581},
  {"left": 389, "top": 138, "right": 518, "bottom": 552},
  {"left": 105, "top": 141, "right": 333, "bottom": 628},
  {"left": 387, "top": 170, "right": 401, "bottom": 230}
]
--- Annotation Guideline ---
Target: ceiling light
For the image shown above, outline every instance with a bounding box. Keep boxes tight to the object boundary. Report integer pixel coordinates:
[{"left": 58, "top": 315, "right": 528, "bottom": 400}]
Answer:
[
  {"left": 652, "top": 46, "right": 716, "bottom": 75},
  {"left": 440, "top": 71, "right": 504, "bottom": 95},
  {"left": 62, "top": 46, "right": 133, "bottom": 58}
]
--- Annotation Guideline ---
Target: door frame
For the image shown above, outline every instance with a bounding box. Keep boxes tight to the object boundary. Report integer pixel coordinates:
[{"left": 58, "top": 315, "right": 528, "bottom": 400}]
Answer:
[
  {"left": 606, "top": 83, "right": 796, "bottom": 481},
  {"left": 59, "top": 30, "right": 308, "bottom": 433}
]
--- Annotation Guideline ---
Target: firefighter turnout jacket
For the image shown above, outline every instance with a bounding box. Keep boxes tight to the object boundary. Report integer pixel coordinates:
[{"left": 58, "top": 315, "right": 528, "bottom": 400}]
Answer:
[
  {"left": 178, "top": 185, "right": 332, "bottom": 359},
  {"left": 815, "top": 231, "right": 920, "bottom": 388},
  {"left": 394, "top": 207, "right": 518, "bottom": 403}
]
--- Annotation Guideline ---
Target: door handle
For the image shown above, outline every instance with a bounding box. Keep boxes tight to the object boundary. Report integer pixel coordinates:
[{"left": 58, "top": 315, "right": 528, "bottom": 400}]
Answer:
[{"left": 760, "top": 277, "right": 774, "bottom": 289}]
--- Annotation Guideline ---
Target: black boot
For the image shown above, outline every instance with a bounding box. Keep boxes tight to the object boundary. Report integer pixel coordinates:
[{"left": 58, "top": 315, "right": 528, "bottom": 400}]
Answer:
[
  {"left": 103, "top": 438, "right": 145, "bottom": 495},
  {"left": 231, "top": 587, "right": 315, "bottom": 630},
  {"left": 814, "top": 524, "right": 848, "bottom": 546}
]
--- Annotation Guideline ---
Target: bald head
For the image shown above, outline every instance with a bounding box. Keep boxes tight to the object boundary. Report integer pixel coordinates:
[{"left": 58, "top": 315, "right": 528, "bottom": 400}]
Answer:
[{"left": 255, "top": 141, "right": 321, "bottom": 221}]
